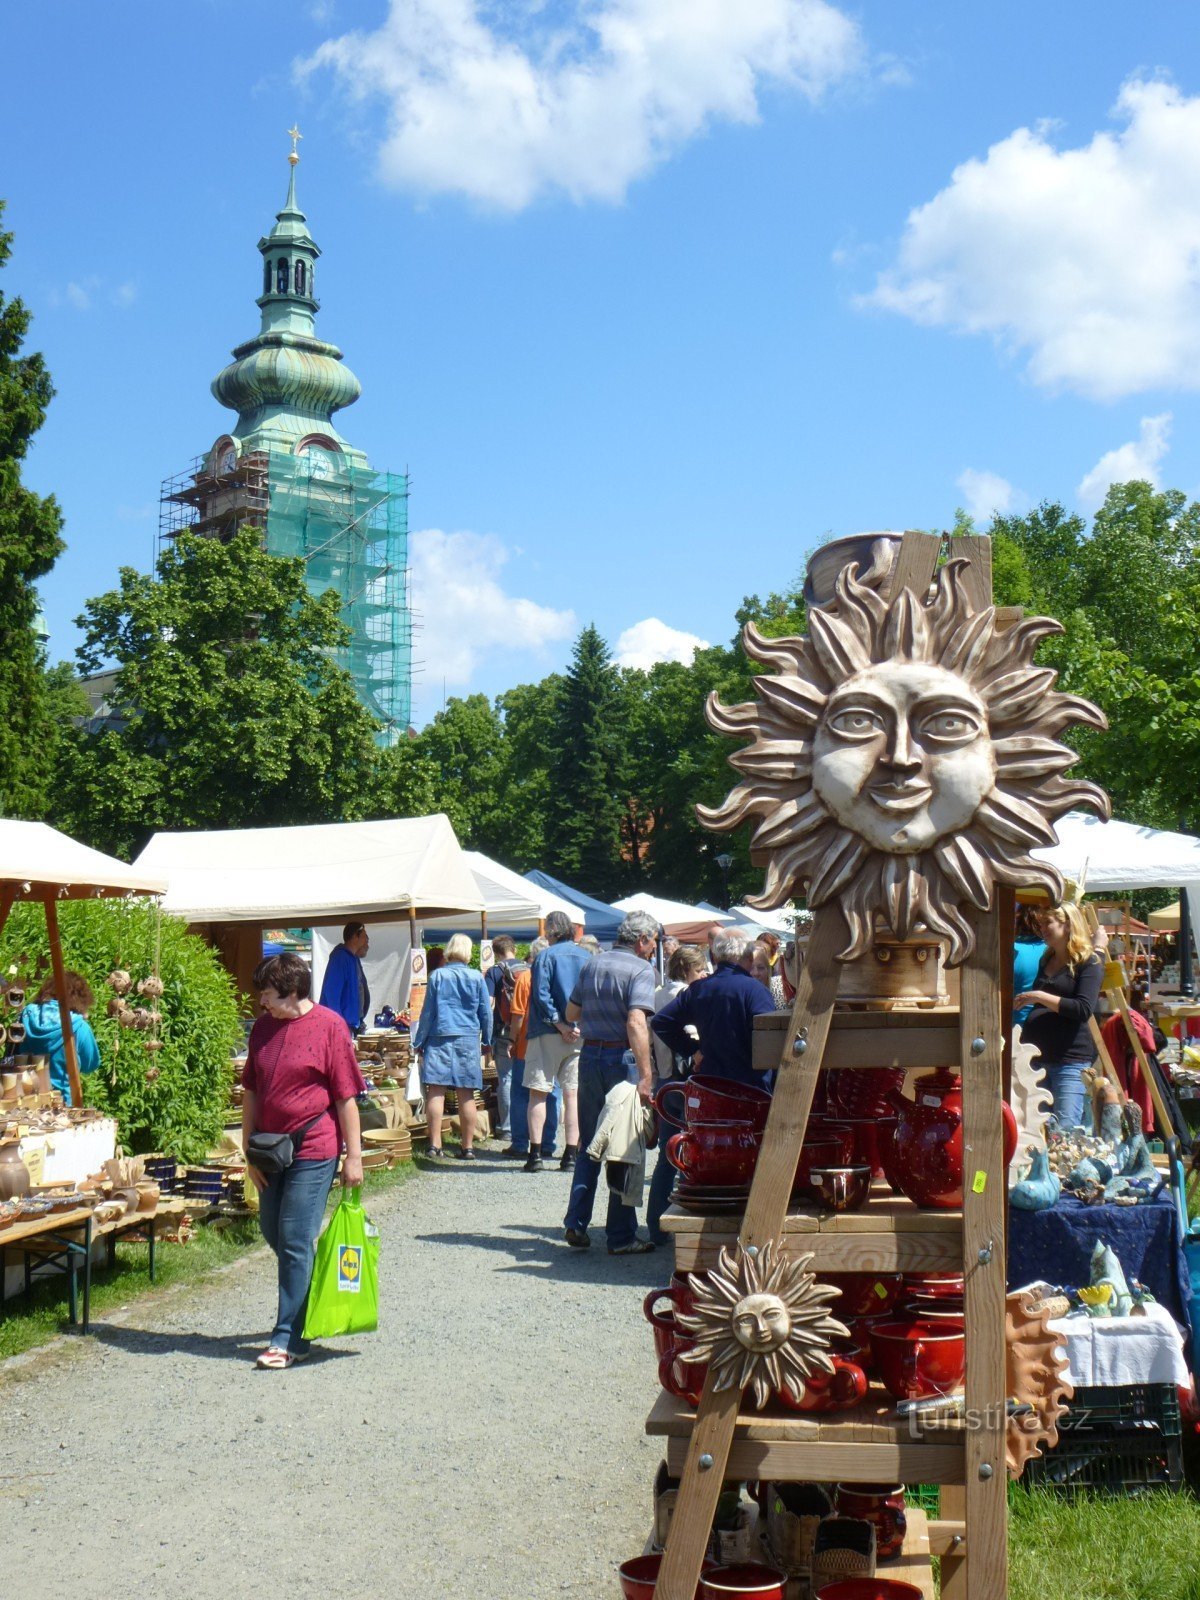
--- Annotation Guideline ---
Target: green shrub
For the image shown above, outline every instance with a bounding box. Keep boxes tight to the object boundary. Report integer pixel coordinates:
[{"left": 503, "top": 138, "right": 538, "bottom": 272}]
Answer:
[{"left": 1, "top": 899, "right": 239, "bottom": 1160}]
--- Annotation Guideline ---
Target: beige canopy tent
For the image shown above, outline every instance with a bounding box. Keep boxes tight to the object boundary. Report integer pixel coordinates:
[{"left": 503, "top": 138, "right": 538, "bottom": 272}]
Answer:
[
  {"left": 1149, "top": 901, "right": 1181, "bottom": 932},
  {"left": 134, "top": 815, "right": 484, "bottom": 997},
  {"left": 0, "top": 820, "right": 167, "bottom": 1103}
]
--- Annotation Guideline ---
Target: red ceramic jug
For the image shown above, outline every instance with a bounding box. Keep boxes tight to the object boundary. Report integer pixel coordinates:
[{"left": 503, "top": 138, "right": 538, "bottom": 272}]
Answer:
[{"left": 886, "top": 1070, "right": 1017, "bottom": 1209}]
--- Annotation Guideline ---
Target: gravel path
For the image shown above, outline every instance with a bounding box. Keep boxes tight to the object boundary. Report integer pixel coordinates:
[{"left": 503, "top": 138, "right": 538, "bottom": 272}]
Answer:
[{"left": 0, "top": 1149, "right": 668, "bottom": 1598}]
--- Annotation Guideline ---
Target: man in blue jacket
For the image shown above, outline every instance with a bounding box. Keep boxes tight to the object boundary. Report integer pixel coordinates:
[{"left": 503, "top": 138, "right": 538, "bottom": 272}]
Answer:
[
  {"left": 651, "top": 930, "right": 775, "bottom": 1088},
  {"left": 319, "top": 922, "right": 371, "bottom": 1036}
]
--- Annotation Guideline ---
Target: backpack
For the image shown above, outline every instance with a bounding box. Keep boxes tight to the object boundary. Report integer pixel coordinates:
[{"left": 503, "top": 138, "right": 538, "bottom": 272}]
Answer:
[{"left": 496, "top": 959, "right": 528, "bottom": 1035}]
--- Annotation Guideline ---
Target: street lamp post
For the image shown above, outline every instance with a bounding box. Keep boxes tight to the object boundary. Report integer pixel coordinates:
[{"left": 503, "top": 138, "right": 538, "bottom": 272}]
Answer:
[{"left": 715, "top": 852, "right": 733, "bottom": 911}]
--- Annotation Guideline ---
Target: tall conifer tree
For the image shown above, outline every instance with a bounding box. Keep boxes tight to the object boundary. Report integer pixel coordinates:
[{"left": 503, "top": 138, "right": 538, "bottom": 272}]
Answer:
[
  {"left": 0, "top": 205, "right": 65, "bottom": 816},
  {"left": 546, "top": 625, "right": 626, "bottom": 896}
]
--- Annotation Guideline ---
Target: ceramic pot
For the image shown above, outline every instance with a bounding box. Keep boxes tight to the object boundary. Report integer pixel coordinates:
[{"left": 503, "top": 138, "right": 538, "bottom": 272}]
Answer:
[
  {"left": 0, "top": 1071, "right": 17, "bottom": 1096},
  {"left": 815, "top": 1582, "right": 923, "bottom": 1600},
  {"left": 875, "top": 1118, "right": 903, "bottom": 1192},
  {"left": 903, "top": 1272, "right": 965, "bottom": 1317},
  {"left": 7, "top": 1023, "right": 26, "bottom": 1049},
  {"left": 776, "top": 1355, "right": 868, "bottom": 1414},
  {"left": 136, "top": 1181, "right": 160, "bottom": 1213},
  {"left": 826, "top": 1068, "right": 906, "bottom": 1121},
  {"left": 667, "top": 1122, "right": 762, "bottom": 1187},
  {"left": 834, "top": 1485, "right": 907, "bottom": 1562},
  {"left": 805, "top": 1118, "right": 856, "bottom": 1163},
  {"left": 825, "top": 1273, "right": 906, "bottom": 1319},
  {"left": 869, "top": 1316, "right": 965, "bottom": 1401},
  {"left": 808, "top": 1165, "right": 873, "bottom": 1213},
  {"left": 793, "top": 1136, "right": 848, "bottom": 1201},
  {"left": 886, "top": 1071, "right": 1018, "bottom": 1208},
  {"left": 619, "top": 1551, "right": 717, "bottom": 1599},
  {"left": 0, "top": 1142, "right": 31, "bottom": 1202},
  {"left": 700, "top": 1561, "right": 788, "bottom": 1599},
  {"left": 656, "top": 1075, "right": 772, "bottom": 1132}
]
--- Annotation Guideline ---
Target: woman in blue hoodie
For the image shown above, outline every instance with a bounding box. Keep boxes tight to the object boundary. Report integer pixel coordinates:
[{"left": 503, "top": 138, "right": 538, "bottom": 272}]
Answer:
[{"left": 21, "top": 972, "right": 101, "bottom": 1104}]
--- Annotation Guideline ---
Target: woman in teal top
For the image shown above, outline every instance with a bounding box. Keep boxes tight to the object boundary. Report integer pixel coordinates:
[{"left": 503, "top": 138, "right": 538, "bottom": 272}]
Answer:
[{"left": 21, "top": 971, "right": 101, "bottom": 1104}]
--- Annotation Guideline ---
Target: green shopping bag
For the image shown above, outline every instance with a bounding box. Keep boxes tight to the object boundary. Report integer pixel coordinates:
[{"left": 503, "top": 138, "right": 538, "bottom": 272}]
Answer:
[{"left": 302, "top": 1186, "right": 379, "bottom": 1340}]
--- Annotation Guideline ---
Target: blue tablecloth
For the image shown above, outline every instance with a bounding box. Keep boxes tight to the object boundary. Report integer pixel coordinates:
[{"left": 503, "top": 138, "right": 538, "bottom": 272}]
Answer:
[{"left": 1008, "top": 1189, "right": 1192, "bottom": 1335}]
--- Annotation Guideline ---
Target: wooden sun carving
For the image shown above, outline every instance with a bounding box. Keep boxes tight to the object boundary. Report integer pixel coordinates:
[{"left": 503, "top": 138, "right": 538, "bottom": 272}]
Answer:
[
  {"left": 674, "top": 1242, "right": 848, "bottom": 1410},
  {"left": 699, "top": 557, "right": 1110, "bottom": 963},
  {"left": 1006, "top": 1288, "right": 1073, "bottom": 1477}
]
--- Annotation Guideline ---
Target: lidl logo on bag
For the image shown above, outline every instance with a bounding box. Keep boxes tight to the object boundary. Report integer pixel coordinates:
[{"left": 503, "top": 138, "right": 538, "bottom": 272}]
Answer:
[{"left": 337, "top": 1243, "right": 363, "bottom": 1293}]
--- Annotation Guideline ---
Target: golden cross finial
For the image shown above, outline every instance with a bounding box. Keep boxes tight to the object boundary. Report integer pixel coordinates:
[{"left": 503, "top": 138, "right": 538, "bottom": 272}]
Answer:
[{"left": 288, "top": 125, "right": 302, "bottom": 165}]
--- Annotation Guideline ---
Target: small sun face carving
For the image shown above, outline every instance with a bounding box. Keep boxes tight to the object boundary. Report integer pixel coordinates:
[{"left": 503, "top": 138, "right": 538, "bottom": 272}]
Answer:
[
  {"left": 675, "top": 1242, "right": 847, "bottom": 1410},
  {"left": 699, "top": 557, "right": 1111, "bottom": 964}
]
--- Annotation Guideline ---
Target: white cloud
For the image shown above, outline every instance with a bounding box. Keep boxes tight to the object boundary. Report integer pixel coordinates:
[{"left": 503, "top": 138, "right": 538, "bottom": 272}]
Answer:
[
  {"left": 410, "top": 526, "right": 575, "bottom": 692},
  {"left": 300, "top": 0, "right": 862, "bottom": 209},
  {"left": 111, "top": 281, "right": 138, "bottom": 308},
  {"left": 615, "top": 616, "right": 710, "bottom": 671},
  {"left": 1077, "top": 413, "right": 1172, "bottom": 514},
  {"left": 955, "top": 468, "right": 1025, "bottom": 525},
  {"left": 859, "top": 77, "right": 1200, "bottom": 400}
]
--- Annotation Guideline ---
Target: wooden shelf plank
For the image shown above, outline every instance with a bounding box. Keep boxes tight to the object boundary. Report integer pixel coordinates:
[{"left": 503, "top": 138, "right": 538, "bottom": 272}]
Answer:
[
  {"left": 892, "top": 1508, "right": 937, "bottom": 1600},
  {"left": 753, "top": 1008, "right": 962, "bottom": 1072}
]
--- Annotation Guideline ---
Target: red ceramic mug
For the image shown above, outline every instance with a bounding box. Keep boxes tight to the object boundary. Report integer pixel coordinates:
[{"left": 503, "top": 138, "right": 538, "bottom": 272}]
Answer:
[
  {"left": 869, "top": 1316, "right": 965, "bottom": 1401},
  {"left": 776, "top": 1354, "right": 868, "bottom": 1413},
  {"left": 807, "top": 1164, "right": 873, "bottom": 1213},
  {"left": 659, "top": 1347, "right": 709, "bottom": 1408},
  {"left": 806, "top": 1117, "right": 857, "bottom": 1163},
  {"left": 619, "top": 1552, "right": 718, "bottom": 1600},
  {"left": 655, "top": 1075, "right": 772, "bottom": 1131},
  {"left": 834, "top": 1483, "right": 907, "bottom": 1561},
  {"left": 793, "top": 1136, "right": 848, "bottom": 1200},
  {"left": 699, "top": 1563, "right": 788, "bottom": 1599},
  {"left": 643, "top": 1289, "right": 682, "bottom": 1362},
  {"left": 667, "top": 1121, "right": 762, "bottom": 1186}
]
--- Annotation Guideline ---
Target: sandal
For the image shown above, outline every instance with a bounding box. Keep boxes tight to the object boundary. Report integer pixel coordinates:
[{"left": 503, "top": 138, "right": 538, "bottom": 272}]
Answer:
[
  {"left": 455, "top": 1148, "right": 476, "bottom": 1161},
  {"left": 256, "top": 1346, "right": 295, "bottom": 1370}
]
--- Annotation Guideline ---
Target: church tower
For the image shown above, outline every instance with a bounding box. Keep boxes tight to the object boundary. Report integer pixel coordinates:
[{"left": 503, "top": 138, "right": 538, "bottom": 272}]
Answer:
[{"left": 160, "top": 132, "right": 411, "bottom": 741}]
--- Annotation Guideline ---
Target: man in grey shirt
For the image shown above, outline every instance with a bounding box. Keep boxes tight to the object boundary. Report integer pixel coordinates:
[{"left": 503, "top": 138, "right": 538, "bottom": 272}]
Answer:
[{"left": 562, "top": 909, "right": 659, "bottom": 1254}]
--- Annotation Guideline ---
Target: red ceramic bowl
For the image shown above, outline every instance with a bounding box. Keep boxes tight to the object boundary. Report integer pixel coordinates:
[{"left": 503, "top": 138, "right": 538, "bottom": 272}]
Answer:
[
  {"left": 806, "top": 1117, "right": 857, "bottom": 1163},
  {"left": 793, "top": 1136, "right": 848, "bottom": 1199},
  {"left": 699, "top": 1563, "right": 788, "bottom": 1599},
  {"left": 808, "top": 1164, "right": 873, "bottom": 1213},
  {"left": 815, "top": 1582, "right": 923, "bottom": 1600},
  {"left": 619, "top": 1552, "right": 717, "bottom": 1599},
  {"left": 667, "top": 1121, "right": 763, "bottom": 1186},
  {"left": 825, "top": 1067, "right": 906, "bottom": 1119},
  {"left": 825, "top": 1273, "right": 906, "bottom": 1318},
  {"left": 870, "top": 1316, "right": 966, "bottom": 1401}
]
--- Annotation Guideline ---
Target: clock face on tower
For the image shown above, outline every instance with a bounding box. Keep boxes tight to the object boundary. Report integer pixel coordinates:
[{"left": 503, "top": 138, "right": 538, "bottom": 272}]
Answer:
[
  {"left": 220, "top": 447, "right": 238, "bottom": 476},
  {"left": 300, "top": 446, "right": 339, "bottom": 481}
]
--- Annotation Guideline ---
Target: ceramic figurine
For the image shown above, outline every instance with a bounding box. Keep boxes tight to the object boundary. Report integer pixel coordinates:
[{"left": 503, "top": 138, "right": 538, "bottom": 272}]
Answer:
[
  {"left": 1010, "top": 1146, "right": 1060, "bottom": 1211},
  {"left": 1089, "top": 1240, "right": 1133, "bottom": 1318},
  {"left": 1009, "top": 1038, "right": 1052, "bottom": 1182}
]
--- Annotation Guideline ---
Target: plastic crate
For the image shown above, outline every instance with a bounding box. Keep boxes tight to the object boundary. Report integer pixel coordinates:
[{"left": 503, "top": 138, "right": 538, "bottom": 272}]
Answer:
[
  {"left": 904, "top": 1484, "right": 940, "bottom": 1516},
  {"left": 1021, "top": 1383, "right": 1184, "bottom": 1496}
]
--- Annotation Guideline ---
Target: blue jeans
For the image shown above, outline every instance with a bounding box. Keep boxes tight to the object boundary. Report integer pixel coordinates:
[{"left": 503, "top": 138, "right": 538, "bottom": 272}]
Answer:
[
  {"left": 565, "top": 1045, "right": 639, "bottom": 1248},
  {"left": 494, "top": 1035, "right": 513, "bottom": 1136},
  {"left": 1045, "top": 1063, "right": 1086, "bottom": 1131},
  {"left": 508, "top": 1059, "right": 560, "bottom": 1155},
  {"left": 258, "top": 1156, "right": 338, "bottom": 1353},
  {"left": 646, "top": 1142, "right": 677, "bottom": 1245}
]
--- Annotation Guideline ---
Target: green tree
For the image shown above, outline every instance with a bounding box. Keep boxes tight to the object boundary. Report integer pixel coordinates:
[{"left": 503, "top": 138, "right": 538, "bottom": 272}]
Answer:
[
  {"left": 53, "top": 530, "right": 380, "bottom": 856},
  {"left": 545, "top": 626, "right": 627, "bottom": 896},
  {"left": 0, "top": 206, "right": 66, "bottom": 816}
]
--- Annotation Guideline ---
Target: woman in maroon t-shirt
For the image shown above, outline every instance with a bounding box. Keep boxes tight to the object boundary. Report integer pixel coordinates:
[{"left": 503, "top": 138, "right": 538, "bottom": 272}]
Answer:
[{"left": 243, "top": 952, "right": 365, "bottom": 1369}]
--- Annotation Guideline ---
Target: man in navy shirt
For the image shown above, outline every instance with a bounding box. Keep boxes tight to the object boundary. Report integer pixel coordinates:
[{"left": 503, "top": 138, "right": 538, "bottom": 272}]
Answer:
[
  {"left": 651, "top": 930, "right": 776, "bottom": 1088},
  {"left": 319, "top": 922, "right": 370, "bottom": 1036}
]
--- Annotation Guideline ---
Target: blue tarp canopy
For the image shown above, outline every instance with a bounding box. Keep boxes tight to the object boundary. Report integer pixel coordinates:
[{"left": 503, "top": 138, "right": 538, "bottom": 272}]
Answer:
[{"left": 523, "top": 870, "right": 624, "bottom": 943}]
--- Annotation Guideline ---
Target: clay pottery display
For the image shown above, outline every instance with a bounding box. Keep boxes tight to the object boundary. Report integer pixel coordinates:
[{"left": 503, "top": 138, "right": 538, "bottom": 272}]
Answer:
[
  {"left": 826, "top": 1068, "right": 906, "bottom": 1121},
  {"left": 112, "top": 1186, "right": 140, "bottom": 1215},
  {"left": 815, "top": 1583, "right": 923, "bottom": 1600},
  {"left": 886, "top": 1071, "right": 1018, "bottom": 1208},
  {"left": 136, "top": 1181, "right": 160, "bottom": 1213},
  {"left": 807, "top": 1164, "right": 873, "bottom": 1213},
  {"left": 776, "top": 1355, "right": 868, "bottom": 1414},
  {"left": 699, "top": 1564, "right": 788, "bottom": 1600},
  {"left": 833, "top": 1486, "right": 907, "bottom": 1562},
  {"left": 869, "top": 1316, "right": 965, "bottom": 1401},
  {"left": 666, "top": 1122, "right": 762, "bottom": 1187},
  {"left": 655, "top": 1075, "right": 772, "bottom": 1132},
  {"left": 903, "top": 1273, "right": 965, "bottom": 1317},
  {"left": 793, "top": 1136, "right": 847, "bottom": 1201},
  {"left": 825, "top": 1273, "right": 906, "bottom": 1319},
  {"left": 619, "top": 1552, "right": 718, "bottom": 1599},
  {"left": 0, "top": 1071, "right": 17, "bottom": 1096},
  {"left": 5, "top": 986, "right": 25, "bottom": 1008},
  {"left": 835, "top": 934, "right": 947, "bottom": 1008},
  {"left": 7, "top": 1022, "right": 26, "bottom": 1049},
  {"left": 0, "top": 1142, "right": 31, "bottom": 1201}
]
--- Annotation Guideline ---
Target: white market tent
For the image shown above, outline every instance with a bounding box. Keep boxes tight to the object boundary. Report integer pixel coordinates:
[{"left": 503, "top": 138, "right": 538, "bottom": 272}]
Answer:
[
  {"left": 0, "top": 820, "right": 167, "bottom": 1102},
  {"left": 612, "top": 892, "right": 734, "bottom": 939},
  {"left": 1032, "top": 810, "right": 1200, "bottom": 935},
  {"left": 728, "top": 904, "right": 799, "bottom": 939},
  {"left": 421, "top": 850, "right": 586, "bottom": 939},
  {"left": 1149, "top": 902, "right": 1182, "bottom": 932}
]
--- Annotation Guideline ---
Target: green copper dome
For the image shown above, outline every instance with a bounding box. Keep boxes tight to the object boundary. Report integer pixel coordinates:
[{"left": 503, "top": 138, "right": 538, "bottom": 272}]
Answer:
[{"left": 211, "top": 161, "right": 365, "bottom": 463}]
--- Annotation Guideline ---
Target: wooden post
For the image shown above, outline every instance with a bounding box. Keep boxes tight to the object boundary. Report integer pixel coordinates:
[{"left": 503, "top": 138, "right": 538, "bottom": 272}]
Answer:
[
  {"left": 0, "top": 883, "right": 18, "bottom": 943},
  {"left": 43, "top": 893, "right": 83, "bottom": 1108},
  {"left": 481, "top": 910, "right": 488, "bottom": 940}
]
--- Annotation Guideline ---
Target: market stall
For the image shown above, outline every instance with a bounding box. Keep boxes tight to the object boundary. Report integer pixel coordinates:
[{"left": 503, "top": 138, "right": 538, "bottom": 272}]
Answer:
[
  {"left": 420, "top": 850, "right": 584, "bottom": 941},
  {"left": 612, "top": 892, "right": 733, "bottom": 941},
  {"left": 523, "top": 869, "right": 624, "bottom": 943}
]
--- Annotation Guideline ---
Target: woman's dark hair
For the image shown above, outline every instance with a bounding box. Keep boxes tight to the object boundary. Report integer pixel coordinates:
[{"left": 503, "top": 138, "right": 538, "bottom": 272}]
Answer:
[
  {"left": 35, "top": 970, "right": 95, "bottom": 1013},
  {"left": 252, "top": 951, "right": 312, "bottom": 999},
  {"left": 1016, "top": 905, "right": 1043, "bottom": 940}
]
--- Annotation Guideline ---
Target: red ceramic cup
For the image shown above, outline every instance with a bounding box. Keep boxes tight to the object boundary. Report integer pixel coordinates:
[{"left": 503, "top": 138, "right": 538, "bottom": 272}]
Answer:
[
  {"left": 699, "top": 1563, "right": 788, "bottom": 1599},
  {"left": 807, "top": 1164, "right": 873, "bottom": 1213},
  {"left": 643, "top": 1289, "right": 681, "bottom": 1361},
  {"left": 806, "top": 1117, "right": 857, "bottom": 1163},
  {"left": 869, "top": 1316, "right": 965, "bottom": 1401},
  {"left": 776, "top": 1354, "right": 868, "bottom": 1413},
  {"left": 671, "top": 1269, "right": 700, "bottom": 1315},
  {"left": 793, "top": 1136, "right": 847, "bottom": 1199},
  {"left": 825, "top": 1273, "right": 906, "bottom": 1318},
  {"left": 815, "top": 1582, "right": 923, "bottom": 1600},
  {"left": 619, "top": 1552, "right": 718, "bottom": 1599},
  {"left": 667, "top": 1121, "right": 763, "bottom": 1186},
  {"left": 655, "top": 1075, "right": 772, "bottom": 1131},
  {"left": 834, "top": 1483, "right": 908, "bottom": 1561},
  {"left": 659, "top": 1347, "right": 709, "bottom": 1408}
]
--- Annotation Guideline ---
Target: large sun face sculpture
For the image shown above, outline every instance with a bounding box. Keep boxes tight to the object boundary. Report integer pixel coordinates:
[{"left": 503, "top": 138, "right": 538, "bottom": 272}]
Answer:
[
  {"left": 699, "top": 558, "right": 1110, "bottom": 963},
  {"left": 674, "top": 1242, "right": 847, "bottom": 1409}
]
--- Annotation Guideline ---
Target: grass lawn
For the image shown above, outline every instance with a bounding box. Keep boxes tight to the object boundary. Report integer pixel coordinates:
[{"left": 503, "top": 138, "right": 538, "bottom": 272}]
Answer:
[
  {"left": 0, "top": 1160, "right": 415, "bottom": 1364},
  {"left": 1010, "top": 1482, "right": 1200, "bottom": 1600}
]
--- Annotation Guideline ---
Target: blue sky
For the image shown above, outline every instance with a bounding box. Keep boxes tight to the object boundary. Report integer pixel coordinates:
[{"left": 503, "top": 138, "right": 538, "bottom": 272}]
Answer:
[{"left": 4, "top": 1, "right": 1198, "bottom": 723}]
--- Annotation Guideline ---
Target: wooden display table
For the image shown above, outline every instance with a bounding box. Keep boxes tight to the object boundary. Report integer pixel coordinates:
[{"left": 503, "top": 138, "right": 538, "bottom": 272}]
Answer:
[{"left": 1, "top": 1204, "right": 159, "bottom": 1332}]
